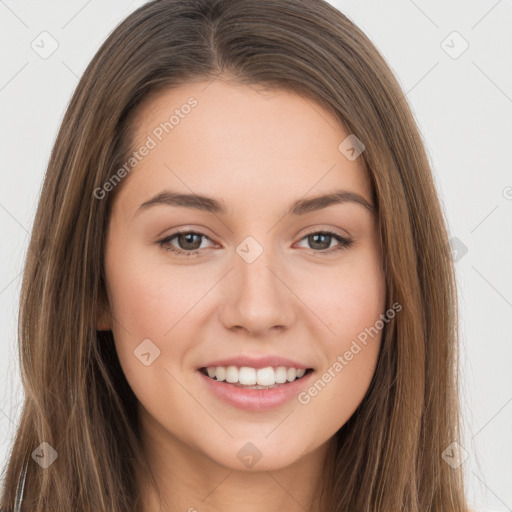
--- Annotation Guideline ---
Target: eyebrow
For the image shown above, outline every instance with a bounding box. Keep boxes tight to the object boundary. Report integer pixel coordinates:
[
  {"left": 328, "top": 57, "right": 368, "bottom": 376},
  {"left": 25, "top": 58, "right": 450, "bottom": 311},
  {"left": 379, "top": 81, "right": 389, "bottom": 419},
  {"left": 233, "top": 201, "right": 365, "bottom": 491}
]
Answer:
[{"left": 135, "top": 188, "right": 375, "bottom": 217}]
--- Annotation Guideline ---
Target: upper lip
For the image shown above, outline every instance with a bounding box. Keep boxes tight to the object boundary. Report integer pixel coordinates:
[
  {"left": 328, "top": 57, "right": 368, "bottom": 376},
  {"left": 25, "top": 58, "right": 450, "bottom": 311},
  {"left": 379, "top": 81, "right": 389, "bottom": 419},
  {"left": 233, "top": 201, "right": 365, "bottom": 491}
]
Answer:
[{"left": 198, "top": 355, "right": 312, "bottom": 370}]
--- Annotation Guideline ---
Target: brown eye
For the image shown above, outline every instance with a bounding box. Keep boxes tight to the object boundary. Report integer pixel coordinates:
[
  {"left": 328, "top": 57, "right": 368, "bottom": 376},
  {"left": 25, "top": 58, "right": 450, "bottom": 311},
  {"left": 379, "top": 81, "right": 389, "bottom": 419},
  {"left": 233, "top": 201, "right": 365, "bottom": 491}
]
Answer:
[
  {"left": 158, "top": 231, "right": 212, "bottom": 257},
  {"left": 175, "top": 232, "right": 203, "bottom": 251},
  {"left": 296, "top": 230, "right": 353, "bottom": 254}
]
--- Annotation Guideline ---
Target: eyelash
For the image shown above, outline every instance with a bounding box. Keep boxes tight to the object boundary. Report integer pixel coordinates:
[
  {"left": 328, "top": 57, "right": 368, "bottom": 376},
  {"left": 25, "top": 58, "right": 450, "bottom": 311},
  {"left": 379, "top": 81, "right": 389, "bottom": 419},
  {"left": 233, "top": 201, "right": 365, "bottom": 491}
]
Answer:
[{"left": 157, "top": 229, "right": 353, "bottom": 257}]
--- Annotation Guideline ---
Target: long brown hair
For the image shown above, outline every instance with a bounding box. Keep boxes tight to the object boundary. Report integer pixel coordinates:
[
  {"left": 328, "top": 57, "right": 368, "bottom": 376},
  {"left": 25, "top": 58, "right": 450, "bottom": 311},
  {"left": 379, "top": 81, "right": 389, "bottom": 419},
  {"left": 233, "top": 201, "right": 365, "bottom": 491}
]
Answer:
[{"left": 0, "top": 0, "right": 469, "bottom": 510}]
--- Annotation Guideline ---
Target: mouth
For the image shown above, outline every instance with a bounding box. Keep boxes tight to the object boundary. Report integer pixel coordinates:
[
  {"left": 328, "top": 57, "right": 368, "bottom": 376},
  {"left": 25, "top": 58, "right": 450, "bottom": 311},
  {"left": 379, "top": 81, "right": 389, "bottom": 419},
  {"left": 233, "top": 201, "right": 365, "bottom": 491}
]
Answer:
[{"left": 198, "top": 366, "right": 314, "bottom": 390}]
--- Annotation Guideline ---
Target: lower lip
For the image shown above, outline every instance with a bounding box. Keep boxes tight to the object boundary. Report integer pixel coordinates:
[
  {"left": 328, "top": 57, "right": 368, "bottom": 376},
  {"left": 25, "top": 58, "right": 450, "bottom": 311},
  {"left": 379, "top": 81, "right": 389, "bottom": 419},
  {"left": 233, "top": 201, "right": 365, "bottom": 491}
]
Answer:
[{"left": 198, "top": 370, "right": 314, "bottom": 411}]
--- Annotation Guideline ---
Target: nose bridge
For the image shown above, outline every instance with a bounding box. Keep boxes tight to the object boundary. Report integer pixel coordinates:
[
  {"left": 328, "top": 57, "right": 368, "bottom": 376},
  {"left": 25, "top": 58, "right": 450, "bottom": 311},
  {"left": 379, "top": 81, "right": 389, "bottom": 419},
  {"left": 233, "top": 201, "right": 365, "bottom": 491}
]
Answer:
[
  {"left": 220, "top": 233, "right": 295, "bottom": 334},
  {"left": 236, "top": 234, "right": 284, "bottom": 303}
]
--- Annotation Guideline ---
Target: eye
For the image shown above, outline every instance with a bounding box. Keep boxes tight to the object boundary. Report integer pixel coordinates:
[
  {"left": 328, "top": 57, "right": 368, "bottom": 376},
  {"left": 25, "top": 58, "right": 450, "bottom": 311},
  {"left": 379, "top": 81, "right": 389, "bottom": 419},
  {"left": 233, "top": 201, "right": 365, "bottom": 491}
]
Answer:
[
  {"left": 157, "top": 229, "right": 353, "bottom": 257},
  {"left": 158, "top": 230, "right": 214, "bottom": 257},
  {"left": 295, "top": 229, "right": 353, "bottom": 255}
]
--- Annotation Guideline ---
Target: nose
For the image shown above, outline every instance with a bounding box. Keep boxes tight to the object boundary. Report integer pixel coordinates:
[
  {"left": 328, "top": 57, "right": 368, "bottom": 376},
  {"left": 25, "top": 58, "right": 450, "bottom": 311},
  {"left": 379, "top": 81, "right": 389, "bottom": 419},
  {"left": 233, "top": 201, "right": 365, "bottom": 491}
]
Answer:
[{"left": 218, "top": 241, "right": 296, "bottom": 337}]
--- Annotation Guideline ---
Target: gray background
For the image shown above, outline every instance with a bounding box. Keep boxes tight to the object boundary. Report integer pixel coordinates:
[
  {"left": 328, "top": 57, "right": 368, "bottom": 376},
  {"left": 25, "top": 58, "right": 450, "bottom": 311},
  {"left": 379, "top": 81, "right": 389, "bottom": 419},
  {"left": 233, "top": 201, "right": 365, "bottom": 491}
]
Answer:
[{"left": 0, "top": 1, "right": 511, "bottom": 510}]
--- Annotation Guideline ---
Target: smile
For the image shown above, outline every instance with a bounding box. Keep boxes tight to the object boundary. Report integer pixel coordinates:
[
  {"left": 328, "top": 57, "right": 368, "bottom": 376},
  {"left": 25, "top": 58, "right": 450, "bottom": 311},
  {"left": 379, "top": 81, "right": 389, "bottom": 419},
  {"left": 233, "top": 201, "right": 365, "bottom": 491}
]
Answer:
[
  {"left": 199, "top": 365, "right": 312, "bottom": 389},
  {"left": 197, "top": 365, "right": 315, "bottom": 411}
]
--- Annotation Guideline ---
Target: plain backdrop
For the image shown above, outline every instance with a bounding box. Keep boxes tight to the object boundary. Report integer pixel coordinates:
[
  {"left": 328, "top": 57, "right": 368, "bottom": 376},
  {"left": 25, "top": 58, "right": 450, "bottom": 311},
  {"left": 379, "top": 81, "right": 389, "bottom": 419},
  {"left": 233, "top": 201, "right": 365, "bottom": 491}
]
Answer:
[{"left": 0, "top": 1, "right": 511, "bottom": 511}]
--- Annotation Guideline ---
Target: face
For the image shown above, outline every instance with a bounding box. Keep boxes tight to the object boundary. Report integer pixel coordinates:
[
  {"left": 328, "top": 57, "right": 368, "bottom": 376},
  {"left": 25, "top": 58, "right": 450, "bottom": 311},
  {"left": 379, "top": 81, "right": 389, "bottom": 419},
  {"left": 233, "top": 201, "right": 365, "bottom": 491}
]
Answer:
[{"left": 100, "top": 78, "right": 386, "bottom": 474}]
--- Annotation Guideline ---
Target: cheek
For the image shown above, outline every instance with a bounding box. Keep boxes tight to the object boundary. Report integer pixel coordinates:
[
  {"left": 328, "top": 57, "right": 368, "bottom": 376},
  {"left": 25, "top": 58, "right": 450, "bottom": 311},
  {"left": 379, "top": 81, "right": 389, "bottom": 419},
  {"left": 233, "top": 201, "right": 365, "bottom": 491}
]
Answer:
[
  {"left": 107, "top": 265, "right": 169, "bottom": 336},
  {"left": 294, "top": 252, "right": 385, "bottom": 417},
  {"left": 300, "top": 250, "right": 386, "bottom": 340},
  {"left": 296, "top": 317, "right": 383, "bottom": 440},
  {"left": 104, "top": 239, "right": 191, "bottom": 371},
  {"left": 324, "top": 283, "right": 383, "bottom": 378},
  {"left": 105, "top": 239, "right": 202, "bottom": 334},
  {"left": 103, "top": 247, "right": 204, "bottom": 409}
]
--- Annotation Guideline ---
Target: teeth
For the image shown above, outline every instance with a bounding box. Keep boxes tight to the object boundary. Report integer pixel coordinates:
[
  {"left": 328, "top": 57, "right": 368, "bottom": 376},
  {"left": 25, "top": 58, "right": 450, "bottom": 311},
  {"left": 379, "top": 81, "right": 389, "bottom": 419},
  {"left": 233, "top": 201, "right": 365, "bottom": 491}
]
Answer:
[
  {"left": 286, "top": 368, "right": 296, "bottom": 382},
  {"left": 203, "top": 365, "right": 309, "bottom": 385},
  {"left": 257, "top": 367, "right": 275, "bottom": 386},
  {"left": 225, "top": 366, "right": 238, "bottom": 383},
  {"left": 239, "top": 367, "right": 256, "bottom": 385},
  {"left": 215, "top": 367, "right": 226, "bottom": 382},
  {"left": 275, "top": 367, "right": 287, "bottom": 383}
]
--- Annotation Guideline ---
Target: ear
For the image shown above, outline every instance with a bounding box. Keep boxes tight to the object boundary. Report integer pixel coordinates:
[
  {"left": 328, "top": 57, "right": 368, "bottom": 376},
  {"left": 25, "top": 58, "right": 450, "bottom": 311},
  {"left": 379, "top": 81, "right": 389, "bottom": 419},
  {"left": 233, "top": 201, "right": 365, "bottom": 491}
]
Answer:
[{"left": 96, "top": 290, "right": 113, "bottom": 331}]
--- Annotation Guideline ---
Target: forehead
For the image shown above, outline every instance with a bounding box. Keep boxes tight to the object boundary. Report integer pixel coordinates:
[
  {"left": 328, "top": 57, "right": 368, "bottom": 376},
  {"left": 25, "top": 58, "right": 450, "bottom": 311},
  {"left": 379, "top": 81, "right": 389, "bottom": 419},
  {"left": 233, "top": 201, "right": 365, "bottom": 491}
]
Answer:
[{"left": 117, "top": 78, "right": 371, "bottom": 215}]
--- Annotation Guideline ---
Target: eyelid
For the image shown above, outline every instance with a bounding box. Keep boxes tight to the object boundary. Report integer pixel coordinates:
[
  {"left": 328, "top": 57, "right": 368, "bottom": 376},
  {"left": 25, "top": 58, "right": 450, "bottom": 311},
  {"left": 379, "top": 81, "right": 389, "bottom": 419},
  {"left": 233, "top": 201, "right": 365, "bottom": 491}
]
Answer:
[
  {"left": 296, "top": 228, "right": 353, "bottom": 253},
  {"left": 300, "top": 225, "right": 351, "bottom": 240},
  {"left": 160, "top": 229, "right": 216, "bottom": 249}
]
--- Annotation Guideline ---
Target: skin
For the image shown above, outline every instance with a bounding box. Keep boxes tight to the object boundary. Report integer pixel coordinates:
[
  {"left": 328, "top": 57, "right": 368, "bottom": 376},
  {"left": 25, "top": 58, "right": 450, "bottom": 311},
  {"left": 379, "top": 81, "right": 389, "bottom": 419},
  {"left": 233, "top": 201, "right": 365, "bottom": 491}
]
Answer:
[{"left": 98, "top": 77, "right": 387, "bottom": 512}]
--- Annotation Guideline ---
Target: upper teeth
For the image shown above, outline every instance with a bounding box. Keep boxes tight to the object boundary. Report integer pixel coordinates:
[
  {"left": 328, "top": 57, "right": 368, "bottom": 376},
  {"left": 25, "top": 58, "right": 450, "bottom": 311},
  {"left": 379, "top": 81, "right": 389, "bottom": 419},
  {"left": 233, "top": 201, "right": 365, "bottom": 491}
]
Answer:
[{"left": 205, "top": 366, "right": 307, "bottom": 386}]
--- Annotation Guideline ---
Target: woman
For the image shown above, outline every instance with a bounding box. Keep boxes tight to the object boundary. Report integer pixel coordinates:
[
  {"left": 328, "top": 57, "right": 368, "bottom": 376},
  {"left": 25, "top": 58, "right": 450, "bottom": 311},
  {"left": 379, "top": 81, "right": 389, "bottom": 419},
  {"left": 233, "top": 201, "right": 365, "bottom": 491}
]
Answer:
[{"left": 0, "top": 0, "right": 471, "bottom": 510}]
